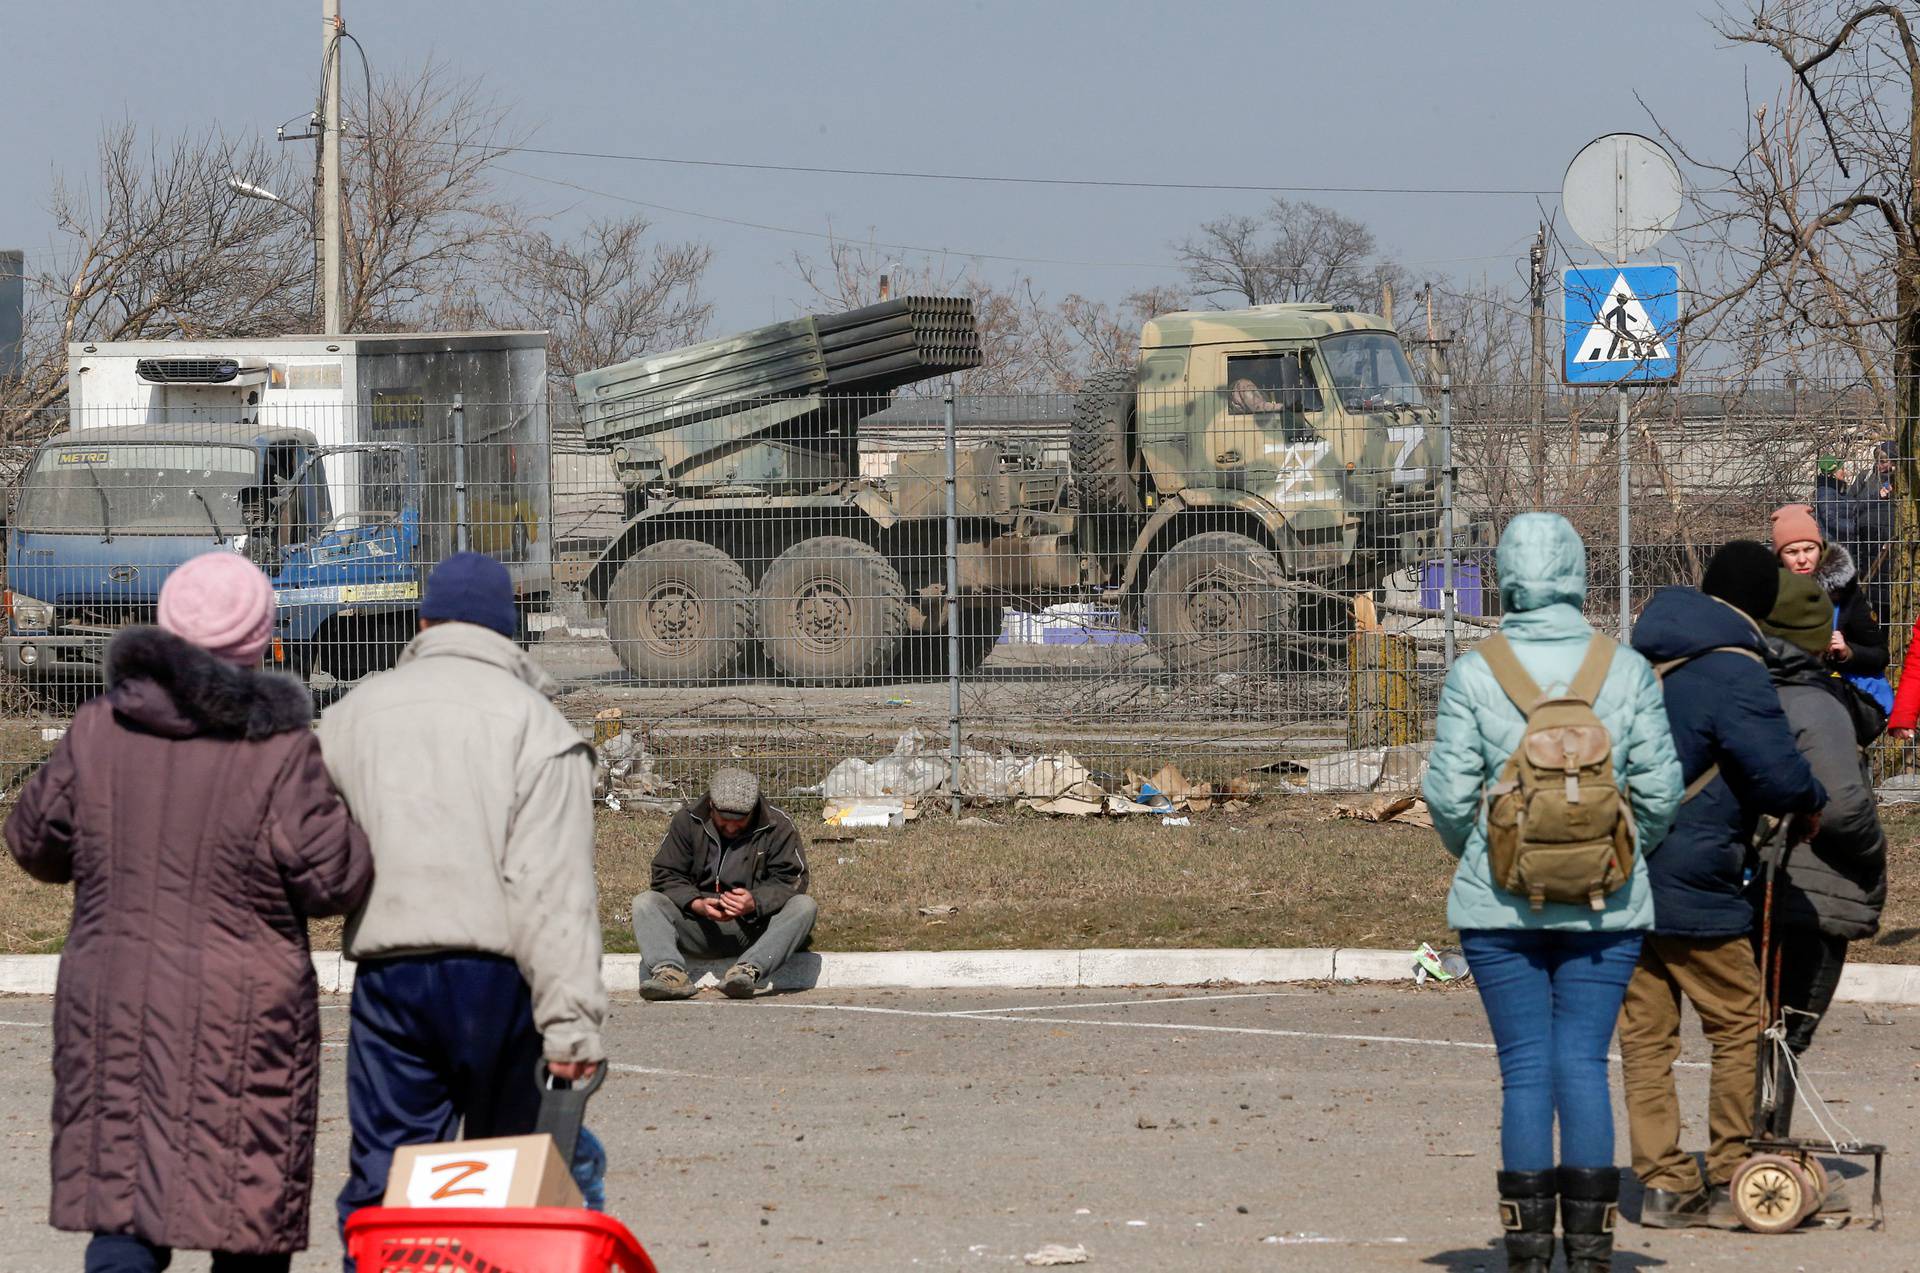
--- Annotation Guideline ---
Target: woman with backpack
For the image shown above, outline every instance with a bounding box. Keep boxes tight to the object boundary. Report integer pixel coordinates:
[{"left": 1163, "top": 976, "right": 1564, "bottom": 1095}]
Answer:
[
  {"left": 1772, "top": 503, "right": 1891, "bottom": 730},
  {"left": 1424, "top": 513, "right": 1683, "bottom": 1273}
]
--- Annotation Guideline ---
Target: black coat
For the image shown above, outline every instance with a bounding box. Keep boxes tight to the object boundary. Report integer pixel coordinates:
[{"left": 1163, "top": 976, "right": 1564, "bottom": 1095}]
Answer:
[
  {"left": 1755, "top": 637, "right": 1889, "bottom": 940},
  {"left": 1813, "top": 544, "right": 1888, "bottom": 680},
  {"left": 1630, "top": 589, "right": 1826, "bottom": 938}
]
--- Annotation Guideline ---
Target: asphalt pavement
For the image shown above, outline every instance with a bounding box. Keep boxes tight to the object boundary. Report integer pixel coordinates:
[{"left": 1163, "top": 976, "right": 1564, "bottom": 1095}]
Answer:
[{"left": 0, "top": 984, "right": 1911, "bottom": 1271}]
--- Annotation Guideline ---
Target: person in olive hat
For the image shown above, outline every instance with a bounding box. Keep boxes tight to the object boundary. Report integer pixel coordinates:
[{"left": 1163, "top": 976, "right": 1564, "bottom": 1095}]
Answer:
[{"left": 1753, "top": 569, "right": 1889, "bottom": 1148}]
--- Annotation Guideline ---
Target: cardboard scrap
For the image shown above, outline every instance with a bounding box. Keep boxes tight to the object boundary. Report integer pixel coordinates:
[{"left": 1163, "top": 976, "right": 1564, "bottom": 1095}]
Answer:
[
  {"left": 1024, "top": 1245, "right": 1090, "bottom": 1267},
  {"left": 1333, "top": 794, "right": 1434, "bottom": 827}
]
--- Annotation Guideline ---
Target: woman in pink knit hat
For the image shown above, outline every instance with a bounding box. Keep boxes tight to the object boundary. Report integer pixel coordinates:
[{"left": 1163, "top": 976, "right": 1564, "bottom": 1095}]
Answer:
[
  {"left": 1771, "top": 502, "right": 1890, "bottom": 733},
  {"left": 5, "top": 550, "right": 371, "bottom": 1272}
]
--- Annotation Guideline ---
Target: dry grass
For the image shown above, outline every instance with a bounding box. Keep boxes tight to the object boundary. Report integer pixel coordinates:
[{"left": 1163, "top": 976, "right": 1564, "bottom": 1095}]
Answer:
[{"left": 1, "top": 798, "right": 1916, "bottom": 962}]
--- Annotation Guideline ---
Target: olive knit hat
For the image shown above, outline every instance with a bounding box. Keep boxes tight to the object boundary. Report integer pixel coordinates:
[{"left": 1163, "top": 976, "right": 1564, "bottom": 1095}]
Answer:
[{"left": 1762, "top": 568, "right": 1833, "bottom": 656}]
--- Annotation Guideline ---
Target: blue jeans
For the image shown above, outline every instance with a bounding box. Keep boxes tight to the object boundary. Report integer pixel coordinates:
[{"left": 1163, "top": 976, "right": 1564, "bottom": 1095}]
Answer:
[{"left": 1461, "top": 928, "right": 1643, "bottom": 1173}]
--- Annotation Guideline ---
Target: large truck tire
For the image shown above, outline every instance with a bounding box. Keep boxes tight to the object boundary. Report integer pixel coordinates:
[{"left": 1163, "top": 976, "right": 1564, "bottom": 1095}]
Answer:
[
  {"left": 896, "top": 600, "right": 1003, "bottom": 679},
  {"left": 1142, "top": 532, "right": 1295, "bottom": 676},
  {"left": 606, "top": 540, "right": 753, "bottom": 682},
  {"left": 755, "top": 536, "right": 906, "bottom": 684},
  {"left": 1069, "top": 366, "right": 1145, "bottom": 519}
]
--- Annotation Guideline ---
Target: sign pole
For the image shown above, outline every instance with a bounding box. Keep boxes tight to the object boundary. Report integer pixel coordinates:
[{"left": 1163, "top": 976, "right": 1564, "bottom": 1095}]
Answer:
[{"left": 1617, "top": 387, "right": 1631, "bottom": 640}]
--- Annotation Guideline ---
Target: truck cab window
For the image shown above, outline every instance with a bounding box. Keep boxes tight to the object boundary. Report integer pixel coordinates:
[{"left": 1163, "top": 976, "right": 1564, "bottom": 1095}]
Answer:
[{"left": 1226, "top": 353, "right": 1323, "bottom": 417}]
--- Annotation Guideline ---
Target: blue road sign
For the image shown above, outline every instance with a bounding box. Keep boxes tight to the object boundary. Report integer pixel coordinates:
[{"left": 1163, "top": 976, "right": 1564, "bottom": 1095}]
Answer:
[{"left": 1563, "top": 264, "right": 1681, "bottom": 384}]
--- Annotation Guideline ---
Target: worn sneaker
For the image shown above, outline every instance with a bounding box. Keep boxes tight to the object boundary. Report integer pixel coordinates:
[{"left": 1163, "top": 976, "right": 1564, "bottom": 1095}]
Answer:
[
  {"left": 1639, "top": 1184, "right": 1711, "bottom": 1228},
  {"left": 1702, "top": 1183, "right": 1744, "bottom": 1230},
  {"left": 721, "top": 963, "right": 763, "bottom": 999},
  {"left": 640, "top": 964, "right": 697, "bottom": 1001}
]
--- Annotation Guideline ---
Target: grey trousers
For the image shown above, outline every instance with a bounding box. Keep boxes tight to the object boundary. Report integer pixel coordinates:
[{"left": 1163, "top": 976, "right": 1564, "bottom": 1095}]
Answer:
[{"left": 631, "top": 890, "right": 818, "bottom": 977}]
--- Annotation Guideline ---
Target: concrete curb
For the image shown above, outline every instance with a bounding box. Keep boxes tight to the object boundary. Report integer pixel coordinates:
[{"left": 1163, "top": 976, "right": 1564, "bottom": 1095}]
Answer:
[{"left": 6, "top": 949, "right": 1918, "bottom": 1005}]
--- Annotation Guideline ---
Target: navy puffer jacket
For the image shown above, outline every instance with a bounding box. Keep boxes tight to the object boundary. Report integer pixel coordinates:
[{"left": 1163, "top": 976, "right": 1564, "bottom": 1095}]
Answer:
[{"left": 1630, "top": 588, "right": 1827, "bottom": 937}]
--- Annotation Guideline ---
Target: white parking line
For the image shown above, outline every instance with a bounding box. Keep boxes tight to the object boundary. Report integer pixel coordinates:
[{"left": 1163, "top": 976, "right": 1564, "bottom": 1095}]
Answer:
[
  {"left": 946, "top": 989, "right": 1312, "bottom": 1016},
  {"left": 0, "top": 1020, "right": 45, "bottom": 1028},
  {"left": 315, "top": 1041, "right": 713, "bottom": 1080}
]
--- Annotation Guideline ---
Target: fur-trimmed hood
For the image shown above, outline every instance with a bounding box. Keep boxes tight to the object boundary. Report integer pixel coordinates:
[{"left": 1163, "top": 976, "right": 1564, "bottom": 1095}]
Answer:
[
  {"left": 1813, "top": 541, "right": 1858, "bottom": 600},
  {"left": 104, "top": 626, "right": 313, "bottom": 740}
]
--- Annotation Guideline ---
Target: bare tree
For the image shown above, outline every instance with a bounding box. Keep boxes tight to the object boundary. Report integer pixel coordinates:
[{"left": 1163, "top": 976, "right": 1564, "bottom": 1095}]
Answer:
[
  {"left": 489, "top": 217, "right": 712, "bottom": 383},
  {"left": 2, "top": 125, "right": 314, "bottom": 435},
  {"left": 341, "top": 59, "right": 523, "bottom": 331},
  {"left": 1177, "top": 198, "right": 1401, "bottom": 312}
]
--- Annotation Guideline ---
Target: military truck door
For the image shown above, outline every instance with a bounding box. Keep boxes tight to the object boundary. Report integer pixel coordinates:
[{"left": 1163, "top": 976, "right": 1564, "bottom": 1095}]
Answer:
[{"left": 1208, "top": 345, "right": 1338, "bottom": 509}]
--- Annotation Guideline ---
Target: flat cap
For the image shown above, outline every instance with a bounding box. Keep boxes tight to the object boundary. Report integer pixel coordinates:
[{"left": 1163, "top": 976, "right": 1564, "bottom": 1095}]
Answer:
[{"left": 709, "top": 767, "right": 760, "bottom": 816}]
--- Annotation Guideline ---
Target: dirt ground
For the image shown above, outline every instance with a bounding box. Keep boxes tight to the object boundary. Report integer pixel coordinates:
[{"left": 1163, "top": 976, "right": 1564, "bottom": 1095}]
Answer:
[
  {"left": 0, "top": 983, "right": 1911, "bottom": 1271},
  {"left": 3, "top": 796, "right": 1918, "bottom": 964}
]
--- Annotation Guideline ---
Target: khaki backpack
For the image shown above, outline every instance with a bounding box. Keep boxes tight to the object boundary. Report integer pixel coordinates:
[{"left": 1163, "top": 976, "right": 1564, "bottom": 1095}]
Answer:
[{"left": 1479, "top": 633, "right": 1635, "bottom": 912}]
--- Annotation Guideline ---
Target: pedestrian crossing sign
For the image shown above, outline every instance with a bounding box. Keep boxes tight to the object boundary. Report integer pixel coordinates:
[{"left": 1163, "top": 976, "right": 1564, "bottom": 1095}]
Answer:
[{"left": 1562, "top": 264, "right": 1681, "bottom": 384}]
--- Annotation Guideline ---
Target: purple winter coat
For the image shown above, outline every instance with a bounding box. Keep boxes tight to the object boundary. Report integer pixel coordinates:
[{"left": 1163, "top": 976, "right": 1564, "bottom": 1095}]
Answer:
[{"left": 4, "top": 628, "right": 372, "bottom": 1254}]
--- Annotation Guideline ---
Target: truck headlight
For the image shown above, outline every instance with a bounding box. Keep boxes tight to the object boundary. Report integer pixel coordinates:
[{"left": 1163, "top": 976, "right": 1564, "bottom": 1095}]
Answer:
[{"left": 9, "top": 593, "right": 53, "bottom": 631}]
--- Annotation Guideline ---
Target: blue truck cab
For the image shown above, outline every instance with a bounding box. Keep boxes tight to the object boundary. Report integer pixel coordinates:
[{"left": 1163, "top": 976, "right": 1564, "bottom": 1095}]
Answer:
[{"left": 2, "top": 423, "right": 427, "bottom": 687}]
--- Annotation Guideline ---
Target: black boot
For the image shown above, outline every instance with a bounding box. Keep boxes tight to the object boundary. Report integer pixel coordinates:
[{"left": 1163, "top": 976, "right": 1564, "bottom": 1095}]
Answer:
[
  {"left": 1558, "top": 1166, "right": 1620, "bottom": 1272},
  {"left": 1496, "top": 1170, "right": 1556, "bottom": 1272}
]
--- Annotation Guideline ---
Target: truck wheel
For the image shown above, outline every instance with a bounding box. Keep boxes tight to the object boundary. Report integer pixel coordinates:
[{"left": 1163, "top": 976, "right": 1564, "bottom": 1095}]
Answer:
[
  {"left": 1070, "top": 366, "right": 1145, "bottom": 519},
  {"left": 755, "top": 537, "right": 906, "bottom": 684},
  {"left": 606, "top": 540, "right": 752, "bottom": 682},
  {"left": 897, "top": 601, "right": 1003, "bottom": 679},
  {"left": 1143, "top": 532, "right": 1295, "bottom": 676}
]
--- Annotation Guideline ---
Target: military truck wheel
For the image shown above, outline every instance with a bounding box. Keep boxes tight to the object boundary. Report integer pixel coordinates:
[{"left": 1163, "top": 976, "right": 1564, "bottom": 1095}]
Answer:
[
  {"left": 1142, "top": 532, "right": 1295, "bottom": 676},
  {"left": 606, "top": 540, "right": 752, "bottom": 683},
  {"left": 896, "top": 601, "right": 1003, "bottom": 679},
  {"left": 755, "top": 537, "right": 906, "bottom": 684},
  {"left": 1070, "top": 366, "right": 1145, "bottom": 518}
]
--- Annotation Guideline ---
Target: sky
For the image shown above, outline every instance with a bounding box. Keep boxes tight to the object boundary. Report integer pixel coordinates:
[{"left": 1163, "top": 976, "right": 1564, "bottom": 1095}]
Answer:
[{"left": 2, "top": 0, "right": 1778, "bottom": 336}]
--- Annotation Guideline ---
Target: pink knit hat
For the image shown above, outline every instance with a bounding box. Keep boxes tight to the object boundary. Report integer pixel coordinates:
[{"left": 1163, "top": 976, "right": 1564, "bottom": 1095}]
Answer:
[
  {"left": 157, "top": 551, "right": 276, "bottom": 666},
  {"left": 1770, "top": 503, "right": 1824, "bottom": 554}
]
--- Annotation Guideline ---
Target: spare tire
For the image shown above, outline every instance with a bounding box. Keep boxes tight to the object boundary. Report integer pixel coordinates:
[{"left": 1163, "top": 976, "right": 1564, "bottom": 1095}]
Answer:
[
  {"left": 1070, "top": 366, "right": 1144, "bottom": 518},
  {"left": 755, "top": 536, "right": 907, "bottom": 684},
  {"left": 605, "top": 539, "right": 752, "bottom": 683}
]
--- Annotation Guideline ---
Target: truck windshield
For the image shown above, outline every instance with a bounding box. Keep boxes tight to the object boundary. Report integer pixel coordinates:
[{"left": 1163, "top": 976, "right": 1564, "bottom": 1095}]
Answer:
[
  {"left": 1318, "top": 332, "right": 1426, "bottom": 411},
  {"left": 14, "top": 444, "right": 256, "bottom": 536}
]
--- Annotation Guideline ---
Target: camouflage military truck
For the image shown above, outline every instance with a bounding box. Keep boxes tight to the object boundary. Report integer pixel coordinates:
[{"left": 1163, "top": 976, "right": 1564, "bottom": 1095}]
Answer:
[{"left": 573, "top": 299, "right": 1439, "bottom": 685}]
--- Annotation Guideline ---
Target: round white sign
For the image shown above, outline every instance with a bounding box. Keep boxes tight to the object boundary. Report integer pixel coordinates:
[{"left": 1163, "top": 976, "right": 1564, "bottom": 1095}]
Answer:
[{"left": 1562, "top": 133, "right": 1683, "bottom": 262}]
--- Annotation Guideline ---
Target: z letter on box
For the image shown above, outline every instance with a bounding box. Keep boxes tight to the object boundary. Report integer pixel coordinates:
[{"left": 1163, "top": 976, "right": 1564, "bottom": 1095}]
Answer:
[{"left": 404, "top": 1148, "right": 522, "bottom": 1208}]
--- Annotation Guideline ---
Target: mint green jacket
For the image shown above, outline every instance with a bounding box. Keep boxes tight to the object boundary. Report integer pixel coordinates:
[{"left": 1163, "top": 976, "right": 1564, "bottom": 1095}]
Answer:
[{"left": 1421, "top": 514, "right": 1684, "bottom": 932}]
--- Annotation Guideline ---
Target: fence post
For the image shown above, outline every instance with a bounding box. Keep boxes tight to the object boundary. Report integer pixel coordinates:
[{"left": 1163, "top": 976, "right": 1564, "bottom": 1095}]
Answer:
[
  {"left": 1440, "top": 371, "right": 1456, "bottom": 667},
  {"left": 1617, "top": 387, "right": 1630, "bottom": 641},
  {"left": 943, "top": 385, "right": 961, "bottom": 818},
  {"left": 451, "top": 393, "right": 470, "bottom": 554}
]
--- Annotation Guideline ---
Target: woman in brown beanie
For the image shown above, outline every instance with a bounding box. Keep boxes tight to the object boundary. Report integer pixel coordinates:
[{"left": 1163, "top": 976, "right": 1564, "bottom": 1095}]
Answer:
[{"left": 5, "top": 552, "right": 372, "bottom": 1273}]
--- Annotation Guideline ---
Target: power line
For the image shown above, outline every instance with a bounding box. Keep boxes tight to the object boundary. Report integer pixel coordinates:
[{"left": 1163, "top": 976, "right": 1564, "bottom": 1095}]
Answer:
[
  {"left": 411, "top": 134, "right": 1557, "bottom": 198},
  {"left": 502, "top": 164, "right": 1530, "bottom": 274}
]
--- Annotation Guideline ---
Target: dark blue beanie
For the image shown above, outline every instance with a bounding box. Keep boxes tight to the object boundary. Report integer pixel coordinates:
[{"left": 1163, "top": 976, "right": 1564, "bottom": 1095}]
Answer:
[{"left": 422, "top": 552, "right": 517, "bottom": 639}]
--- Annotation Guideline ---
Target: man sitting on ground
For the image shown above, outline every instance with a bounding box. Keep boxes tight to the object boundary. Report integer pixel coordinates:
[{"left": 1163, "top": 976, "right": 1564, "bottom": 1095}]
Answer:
[{"left": 635, "top": 767, "right": 816, "bottom": 1000}]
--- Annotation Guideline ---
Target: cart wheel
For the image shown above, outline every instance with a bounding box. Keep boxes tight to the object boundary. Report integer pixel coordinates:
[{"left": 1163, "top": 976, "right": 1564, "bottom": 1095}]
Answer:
[
  {"left": 1796, "top": 1153, "right": 1830, "bottom": 1217},
  {"left": 1731, "top": 1154, "right": 1813, "bottom": 1234}
]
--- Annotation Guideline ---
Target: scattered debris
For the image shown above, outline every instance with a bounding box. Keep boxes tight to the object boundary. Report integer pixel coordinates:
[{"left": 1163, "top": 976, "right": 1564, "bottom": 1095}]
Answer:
[
  {"left": 592, "top": 717, "right": 675, "bottom": 810},
  {"left": 1413, "top": 942, "right": 1470, "bottom": 985},
  {"left": 823, "top": 800, "right": 910, "bottom": 829},
  {"left": 1333, "top": 794, "right": 1433, "bottom": 827},
  {"left": 916, "top": 905, "right": 960, "bottom": 918},
  {"left": 1298, "top": 743, "right": 1430, "bottom": 794},
  {"left": 1023, "top": 1244, "right": 1090, "bottom": 1267},
  {"left": 1159, "top": 816, "right": 1192, "bottom": 827},
  {"left": 1135, "top": 1115, "right": 1159, "bottom": 1130},
  {"left": 38, "top": 727, "right": 65, "bottom": 743},
  {"left": 956, "top": 816, "right": 998, "bottom": 827}
]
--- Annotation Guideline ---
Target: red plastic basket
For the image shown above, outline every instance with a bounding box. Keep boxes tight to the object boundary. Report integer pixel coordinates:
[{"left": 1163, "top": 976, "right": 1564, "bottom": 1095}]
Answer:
[{"left": 345, "top": 1206, "right": 658, "bottom": 1273}]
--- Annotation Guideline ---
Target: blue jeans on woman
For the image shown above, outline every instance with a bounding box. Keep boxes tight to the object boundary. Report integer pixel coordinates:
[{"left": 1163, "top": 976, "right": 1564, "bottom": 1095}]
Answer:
[{"left": 1460, "top": 928, "right": 1643, "bottom": 1173}]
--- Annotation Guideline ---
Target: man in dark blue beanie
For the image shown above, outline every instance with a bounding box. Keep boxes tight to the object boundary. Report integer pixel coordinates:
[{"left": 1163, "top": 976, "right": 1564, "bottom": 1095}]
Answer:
[
  {"left": 318, "top": 550, "right": 605, "bottom": 1249},
  {"left": 420, "top": 551, "right": 519, "bottom": 639}
]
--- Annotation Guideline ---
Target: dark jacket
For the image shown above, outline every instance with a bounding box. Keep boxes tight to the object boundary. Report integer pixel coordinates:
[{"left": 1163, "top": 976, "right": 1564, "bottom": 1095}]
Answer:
[
  {"left": 652, "top": 794, "right": 809, "bottom": 918},
  {"left": 4, "top": 629, "right": 371, "bottom": 1255},
  {"left": 1812, "top": 543, "right": 1888, "bottom": 680},
  {"left": 1630, "top": 589, "right": 1826, "bottom": 937},
  {"left": 1756, "top": 636, "right": 1888, "bottom": 940},
  {"left": 1813, "top": 471, "right": 1855, "bottom": 544},
  {"left": 1846, "top": 466, "right": 1895, "bottom": 564}
]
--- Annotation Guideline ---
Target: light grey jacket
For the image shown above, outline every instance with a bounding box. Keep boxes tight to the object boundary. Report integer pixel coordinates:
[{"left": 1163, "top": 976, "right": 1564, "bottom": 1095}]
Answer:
[{"left": 317, "top": 623, "right": 606, "bottom": 1063}]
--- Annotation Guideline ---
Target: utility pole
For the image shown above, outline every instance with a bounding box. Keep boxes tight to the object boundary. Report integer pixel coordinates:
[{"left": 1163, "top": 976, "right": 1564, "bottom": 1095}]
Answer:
[
  {"left": 1529, "top": 223, "right": 1546, "bottom": 505},
  {"left": 1423, "top": 282, "right": 1437, "bottom": 381},
  {"left": 320, "top": 0, "right": 344, "bottom": 334}
]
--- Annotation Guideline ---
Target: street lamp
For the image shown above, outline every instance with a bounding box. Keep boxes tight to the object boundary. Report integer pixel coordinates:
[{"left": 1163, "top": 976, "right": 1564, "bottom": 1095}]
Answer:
[{"left": 227, "top": 177, "right": 312, "bottom": 227}]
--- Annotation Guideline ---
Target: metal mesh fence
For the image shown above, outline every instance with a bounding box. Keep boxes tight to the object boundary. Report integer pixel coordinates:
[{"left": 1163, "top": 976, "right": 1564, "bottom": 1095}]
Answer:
[{"left": 0, "top": 373, "right": 1910, "bottom": 813}]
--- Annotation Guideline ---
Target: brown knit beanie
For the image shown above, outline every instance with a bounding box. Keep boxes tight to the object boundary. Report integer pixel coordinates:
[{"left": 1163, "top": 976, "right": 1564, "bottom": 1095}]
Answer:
[
  {"left": 1770, "top": 503, "right": 1824, "bottom": 554},
  {"left": 1762, "top": 568, "right": 1833, "bottom": 656}
]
